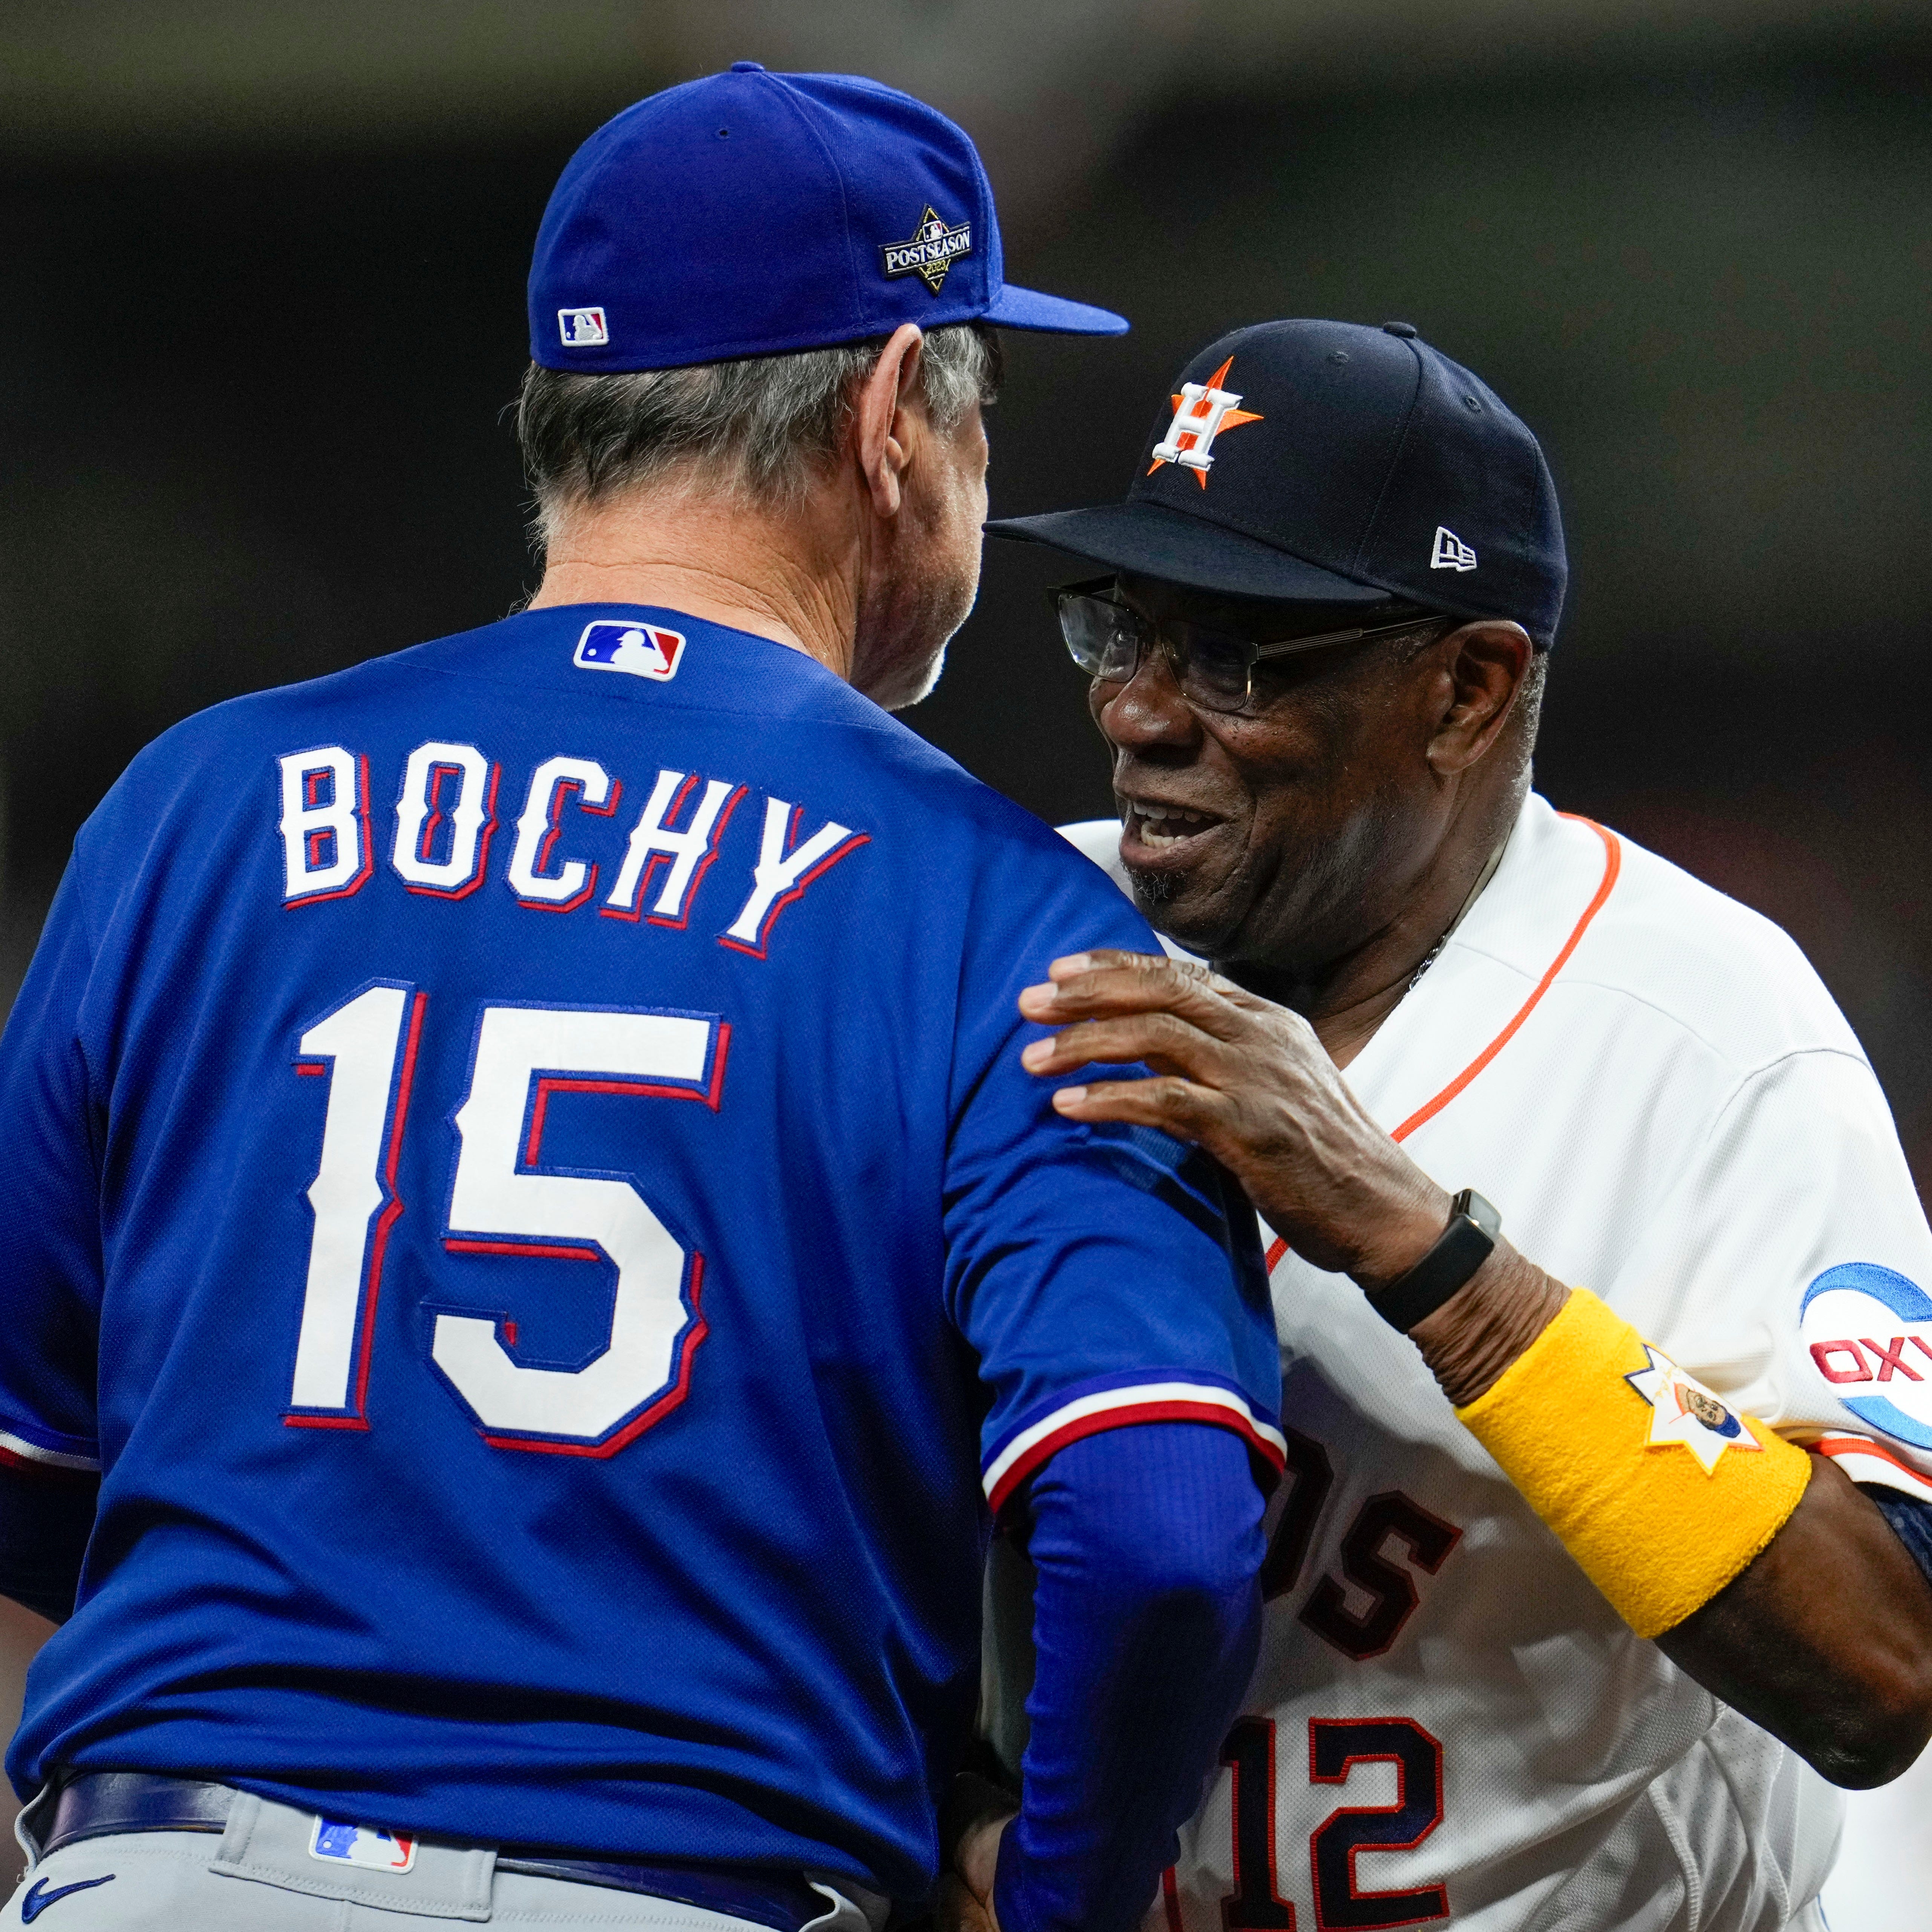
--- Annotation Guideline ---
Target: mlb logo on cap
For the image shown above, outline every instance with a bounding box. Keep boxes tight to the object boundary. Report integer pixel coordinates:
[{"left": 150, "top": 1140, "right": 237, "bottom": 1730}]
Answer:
[
  {"left": 558, "top": 306, "right": 609, "bottom": 348},
  {"left": 573, "top": 619, "right": 686, "bottom": 681},
  {"left": 309, "top": 1817, "right": 416, "bottom": 1872}
]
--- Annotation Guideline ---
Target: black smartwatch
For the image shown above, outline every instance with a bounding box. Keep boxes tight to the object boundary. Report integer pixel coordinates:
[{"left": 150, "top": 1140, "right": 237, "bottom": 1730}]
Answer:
[{"left": 1368, "top": 1189, "right": 1502, "bottom": 1333}]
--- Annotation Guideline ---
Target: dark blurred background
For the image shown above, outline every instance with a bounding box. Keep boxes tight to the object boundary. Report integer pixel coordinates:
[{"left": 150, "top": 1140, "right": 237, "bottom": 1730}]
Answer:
[
  {"left": 4, "top": 4, "right": 1932, "bottom": 1910},
  {"left": 5, "top": 0, "right": 1932, "bottom": 1195}
]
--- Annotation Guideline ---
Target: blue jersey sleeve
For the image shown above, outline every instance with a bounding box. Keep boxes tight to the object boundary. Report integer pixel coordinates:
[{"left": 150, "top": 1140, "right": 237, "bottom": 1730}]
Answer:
[
  {"left": 942, "top": 846, "right": 1283, "bottom": 1513},
  {"left": 995, "top": 1423, "right": 1265, "bottom": 1932},
  {"left": 0, "top": 863, "right": 106, "bottom": 1479},
  {"left": 1863, "top": 1485, "right": 1932, "bottom": 1591}
]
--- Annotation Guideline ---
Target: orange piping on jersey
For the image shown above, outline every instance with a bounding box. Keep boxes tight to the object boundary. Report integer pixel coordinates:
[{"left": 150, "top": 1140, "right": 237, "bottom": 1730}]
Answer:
[
  {"left": 1389, "top": 817, "right": 1621, "bottom": 1144},
  {"left": 1816, "top": 1432, "right": 1932, "bottom": 1487},
  {"left": 1261, "top": 819, "right": 1619, "bottom": 1278}
]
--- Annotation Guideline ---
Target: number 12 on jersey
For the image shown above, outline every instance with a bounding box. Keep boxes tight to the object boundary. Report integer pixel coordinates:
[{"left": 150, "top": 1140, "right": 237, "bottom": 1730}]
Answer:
[
  {"left": 286, "top": 982, "right": 726, "bottom": 1453},
  {"left": 1216, "top": 1714, "right": 1447, "bottom": 1932}
]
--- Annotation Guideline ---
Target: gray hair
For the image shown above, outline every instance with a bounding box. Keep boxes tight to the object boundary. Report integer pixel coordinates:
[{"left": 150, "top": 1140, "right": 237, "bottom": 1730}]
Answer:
[
  {"left": 517, "top": 323, "right": 1001, "bottom": 547},
  {"left": 1399, "top": 614, "right": 1549, "bottom": 751}
]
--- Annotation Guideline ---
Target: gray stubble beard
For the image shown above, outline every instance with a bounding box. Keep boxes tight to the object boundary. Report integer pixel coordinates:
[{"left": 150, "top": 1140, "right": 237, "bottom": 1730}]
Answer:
[{"left": 1122, "top": 863, "right": 1178, "bottom": 906}]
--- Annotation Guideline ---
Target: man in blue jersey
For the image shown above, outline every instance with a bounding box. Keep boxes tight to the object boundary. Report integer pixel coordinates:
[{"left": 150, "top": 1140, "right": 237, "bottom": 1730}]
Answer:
[{"left": 0, "top": 70, "right": 1281, "bottom": 1932}]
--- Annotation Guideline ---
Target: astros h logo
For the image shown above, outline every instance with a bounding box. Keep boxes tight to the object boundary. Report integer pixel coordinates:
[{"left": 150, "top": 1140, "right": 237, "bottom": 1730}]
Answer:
[{"left": 1147, "top": 357, "right": 1264, "bottom": 487}]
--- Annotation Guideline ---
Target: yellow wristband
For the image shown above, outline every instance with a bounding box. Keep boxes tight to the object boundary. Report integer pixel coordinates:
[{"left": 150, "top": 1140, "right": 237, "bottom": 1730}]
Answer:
[{"left": 1455, "top": 1287, "right": 1812, "bottom": 1639}]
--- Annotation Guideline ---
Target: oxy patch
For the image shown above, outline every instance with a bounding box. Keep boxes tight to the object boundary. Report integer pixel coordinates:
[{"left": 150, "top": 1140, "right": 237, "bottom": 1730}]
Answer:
[{"left": 1800, "top": 1262, "right": 1932, "bottom": 1449}]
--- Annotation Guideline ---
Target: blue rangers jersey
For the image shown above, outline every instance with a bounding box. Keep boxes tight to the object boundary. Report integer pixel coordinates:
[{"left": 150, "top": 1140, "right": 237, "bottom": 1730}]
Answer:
[{"left": 0, "top": 605, "right": 1282, "bottom": 1900}]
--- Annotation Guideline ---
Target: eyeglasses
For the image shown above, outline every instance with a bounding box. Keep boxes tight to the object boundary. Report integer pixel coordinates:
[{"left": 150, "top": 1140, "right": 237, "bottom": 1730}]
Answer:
[{"left": 1051, "top": 576, "right": 1450, "bottom": 715}]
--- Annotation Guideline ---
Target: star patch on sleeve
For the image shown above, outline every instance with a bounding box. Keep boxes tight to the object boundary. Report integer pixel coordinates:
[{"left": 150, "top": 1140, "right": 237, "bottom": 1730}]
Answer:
[{"left": 1625, "top": 1346, "right": 1763, "bottom": 1474}]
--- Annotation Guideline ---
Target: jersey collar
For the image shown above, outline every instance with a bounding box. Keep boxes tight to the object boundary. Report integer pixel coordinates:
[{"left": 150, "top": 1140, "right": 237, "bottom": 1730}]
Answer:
[{"left": 1339, "top": 794, "right": 1624, "bottom": 1146}]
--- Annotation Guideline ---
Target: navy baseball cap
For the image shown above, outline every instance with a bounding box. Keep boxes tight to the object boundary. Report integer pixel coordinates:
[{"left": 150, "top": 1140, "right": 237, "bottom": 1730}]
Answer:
[
  {"left": 529, "top": 63, "right": 1127, "bottom": 373},
  {"left": 988, "top": 319, "right": 1566, "bottom": 647}
]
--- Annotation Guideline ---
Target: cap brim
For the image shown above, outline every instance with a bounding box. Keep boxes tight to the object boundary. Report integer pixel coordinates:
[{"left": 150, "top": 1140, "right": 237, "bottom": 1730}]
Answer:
[
  {"left": 983, "top": 284, "right": 1128, "bottom": 336},
  {"left": 986, "top": 498, "right": 1395, "bottom": 603}
]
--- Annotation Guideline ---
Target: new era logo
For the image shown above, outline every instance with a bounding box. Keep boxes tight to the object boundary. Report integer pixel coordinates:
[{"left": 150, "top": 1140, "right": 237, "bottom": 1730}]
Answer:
[
  {"left": 573, "top": 620, "right": 686, "bottom": 682},
  {"left": 1431, "top": 526, "right": 1477, "bottom": 572},
  {"left": 310, "top": 1818, "right": 416, "bottom": 1873},
  {"left": 558, "top": 306, "right": 609, "bottom": 348}
]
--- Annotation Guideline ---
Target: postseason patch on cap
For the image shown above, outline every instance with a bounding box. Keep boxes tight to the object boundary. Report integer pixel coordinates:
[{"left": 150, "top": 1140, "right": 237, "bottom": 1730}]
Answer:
[
  {"left": 310, "top": 1817, "right": 416, "bottom": 1872},
  {"left": 573, "top": 619, "right": 686, "bottom": 682},
  {"left": 879, "top": 206, "right": 972, "bottom": 293},
  {"left": 558, "top": 306, "right": 609, "bottom": 348}
]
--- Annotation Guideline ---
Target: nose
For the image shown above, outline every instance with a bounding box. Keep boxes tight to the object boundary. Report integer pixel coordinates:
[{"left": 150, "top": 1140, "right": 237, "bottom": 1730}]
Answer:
[{"left": 1091, "top": 642, "right": 1201, "bottom": 754}]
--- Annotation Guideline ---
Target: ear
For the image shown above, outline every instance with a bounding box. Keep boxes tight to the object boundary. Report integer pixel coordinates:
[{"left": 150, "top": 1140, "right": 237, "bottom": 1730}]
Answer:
[
  {"left": 1426, "top": 621, "right": 1535, "bottom": 777},
  {"left": 852, "top": 323, "right": 927, "bottom": 521}
]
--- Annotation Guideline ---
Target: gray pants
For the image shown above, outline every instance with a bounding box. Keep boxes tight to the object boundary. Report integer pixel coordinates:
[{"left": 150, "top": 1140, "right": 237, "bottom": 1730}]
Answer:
[{"left": 4, "top": 1790, "right": 876, "bottom": 1930}]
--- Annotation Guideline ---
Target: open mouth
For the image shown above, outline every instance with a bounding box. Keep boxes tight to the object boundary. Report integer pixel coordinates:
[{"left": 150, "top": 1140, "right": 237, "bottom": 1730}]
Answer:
[{"left": 1121, "top": 799, "right": 1225, "bottom": 856}]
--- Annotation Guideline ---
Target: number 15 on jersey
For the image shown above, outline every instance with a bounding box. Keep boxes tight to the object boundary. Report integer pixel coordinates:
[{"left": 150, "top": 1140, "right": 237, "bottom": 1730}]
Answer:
[{"left": 285, "top": 982, "right": 727, "bottom": 1454}]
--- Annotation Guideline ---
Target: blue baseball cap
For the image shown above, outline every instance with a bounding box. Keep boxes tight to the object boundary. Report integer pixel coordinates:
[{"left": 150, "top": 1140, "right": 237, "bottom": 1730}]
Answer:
[
  {"left": 989, "top": 319, "right": 1566, "bottom": 647},
  {"left": 529, "top": 63, "right": 1127, "bottom": 372}
]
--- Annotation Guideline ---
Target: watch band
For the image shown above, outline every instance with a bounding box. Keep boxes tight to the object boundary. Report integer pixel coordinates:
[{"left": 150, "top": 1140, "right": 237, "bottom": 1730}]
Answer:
[{"left": 1369, "top": 1188, "right": 1502, "bottom": 1333}]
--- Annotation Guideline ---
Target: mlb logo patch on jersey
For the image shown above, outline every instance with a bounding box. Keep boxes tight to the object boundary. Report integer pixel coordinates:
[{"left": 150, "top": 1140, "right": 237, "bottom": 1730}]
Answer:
[
  {"left": 309, "top": 1817, "right": 416, "bottom": 1872},
  {"left": 557, "top": 306, "right": 609, "bottom": 348},
  {"left": 573, "top": 620, "right": 686, "bottom": 682}
]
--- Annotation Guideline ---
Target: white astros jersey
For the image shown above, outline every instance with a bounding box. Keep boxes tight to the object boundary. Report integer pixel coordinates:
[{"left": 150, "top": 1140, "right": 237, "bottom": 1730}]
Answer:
[{"left": 1057, "top": 792, "right": 1932, "bottom": 1932}]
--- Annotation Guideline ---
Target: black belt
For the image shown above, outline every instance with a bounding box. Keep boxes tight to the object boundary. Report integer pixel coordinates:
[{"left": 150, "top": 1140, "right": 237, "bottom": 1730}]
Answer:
[{"left": 39, "top": 1773, "right": 830, "bottom": 1932}]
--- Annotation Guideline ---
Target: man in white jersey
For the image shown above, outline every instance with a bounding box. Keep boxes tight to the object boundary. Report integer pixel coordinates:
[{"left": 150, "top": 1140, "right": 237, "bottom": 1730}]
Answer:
[{"left": 950, "top": 320, "right": 1932, "bottom": 1932}]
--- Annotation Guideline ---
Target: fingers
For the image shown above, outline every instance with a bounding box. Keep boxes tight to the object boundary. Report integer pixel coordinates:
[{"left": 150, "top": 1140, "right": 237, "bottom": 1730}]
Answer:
[
  {"left": 1046, "top": 948, "right": 1196, "bottom": 982},
  {"left": 935, "top": 1872, "right": 997, "bottom": 1932},
  {"left": 1021, "top": 1008, "right": 1229, "bottom": 1081},
  {"left": 1020, "top": 953, "right": 1254, "bottom": 1041},
  {"left": 942, "top": 1807, "right": 1012, "bottom": 1932},
  {"left": 940, "top": 1772, "right": 1017, "bottom": 1857},
  {"left": 946, "top": 1793, "right": 1015, "bottom": 1903},
  {"left": 1047, "top": 1074, "right": 1231, "bottom": 1149},
  {"left": 1048, "top": 949, "right": 1258, "bottom": 1002}
]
